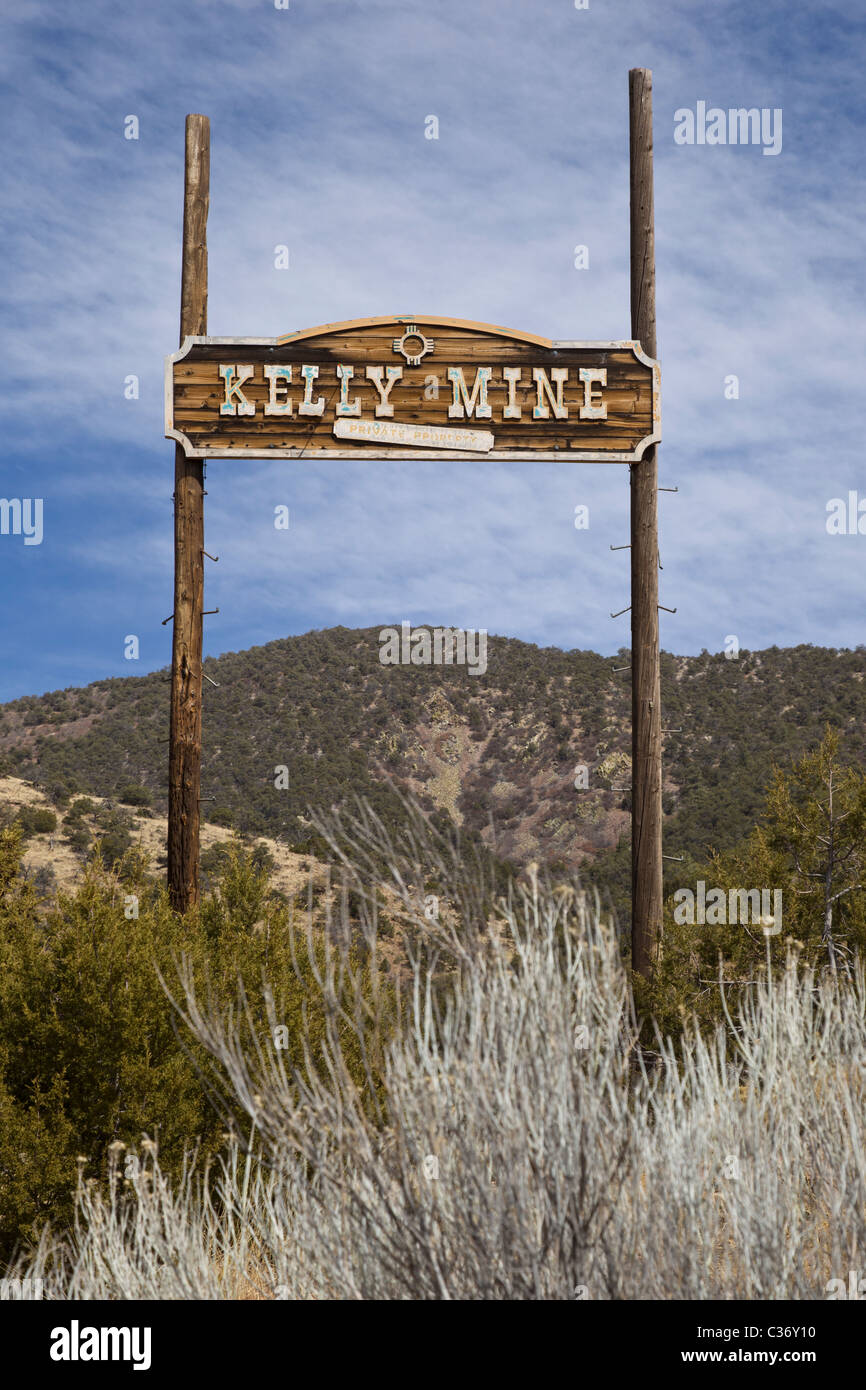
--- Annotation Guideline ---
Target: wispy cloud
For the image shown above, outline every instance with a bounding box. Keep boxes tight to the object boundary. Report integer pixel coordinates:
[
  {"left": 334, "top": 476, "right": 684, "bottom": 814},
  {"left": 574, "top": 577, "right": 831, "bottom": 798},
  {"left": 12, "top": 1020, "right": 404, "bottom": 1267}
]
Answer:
[{"left": 1, "top": 0, "right": 864, "bottom": 699}]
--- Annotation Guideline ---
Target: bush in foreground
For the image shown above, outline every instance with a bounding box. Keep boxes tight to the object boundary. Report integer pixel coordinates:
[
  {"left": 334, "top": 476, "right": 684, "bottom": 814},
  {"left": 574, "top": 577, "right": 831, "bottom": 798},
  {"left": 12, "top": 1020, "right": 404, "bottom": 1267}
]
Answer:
[
  {"left": 4, "top": 802, "right": 865, "bottom": 1299},
  {"left": 0, "top": 827, "right": 377, "bottom": 1258}
]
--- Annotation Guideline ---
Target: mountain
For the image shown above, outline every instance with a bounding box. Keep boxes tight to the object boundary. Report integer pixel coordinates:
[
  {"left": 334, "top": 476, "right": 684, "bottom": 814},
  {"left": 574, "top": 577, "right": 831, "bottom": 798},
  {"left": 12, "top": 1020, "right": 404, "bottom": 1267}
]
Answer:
[{"left": 1, "top": 628, "right": 864, "bottom": 903}]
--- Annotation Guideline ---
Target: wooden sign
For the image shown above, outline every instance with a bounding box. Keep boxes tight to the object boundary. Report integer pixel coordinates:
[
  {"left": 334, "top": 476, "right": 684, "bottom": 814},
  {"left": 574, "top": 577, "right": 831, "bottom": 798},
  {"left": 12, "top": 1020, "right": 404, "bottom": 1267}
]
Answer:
[{"left": 166, "top": 315, "right": 660, "bottom": 462}]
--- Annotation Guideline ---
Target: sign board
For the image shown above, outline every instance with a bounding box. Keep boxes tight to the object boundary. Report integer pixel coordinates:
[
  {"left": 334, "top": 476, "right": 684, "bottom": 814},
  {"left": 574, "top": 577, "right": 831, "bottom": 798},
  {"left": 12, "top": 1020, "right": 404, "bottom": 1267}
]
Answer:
[{"left": 166, "top": 315, "right": 660, "bottom": 462}]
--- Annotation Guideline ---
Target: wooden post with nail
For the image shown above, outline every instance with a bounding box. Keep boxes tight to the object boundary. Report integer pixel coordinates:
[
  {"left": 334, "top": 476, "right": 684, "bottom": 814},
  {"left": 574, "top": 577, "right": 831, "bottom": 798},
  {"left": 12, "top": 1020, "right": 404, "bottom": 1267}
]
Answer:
[
  {"left": 168, "top": 113, "right": 209, "bottom": 914},
  {"left": 629, "top": 69, "right": 663, "bottom": 978}
]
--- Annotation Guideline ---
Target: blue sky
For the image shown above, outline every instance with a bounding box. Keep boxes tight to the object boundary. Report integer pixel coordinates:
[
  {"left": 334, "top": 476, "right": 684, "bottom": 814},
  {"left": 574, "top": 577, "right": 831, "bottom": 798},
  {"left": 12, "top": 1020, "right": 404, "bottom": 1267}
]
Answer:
[{"left": 1, "top": 0, "right": 864, "bottom": 701}]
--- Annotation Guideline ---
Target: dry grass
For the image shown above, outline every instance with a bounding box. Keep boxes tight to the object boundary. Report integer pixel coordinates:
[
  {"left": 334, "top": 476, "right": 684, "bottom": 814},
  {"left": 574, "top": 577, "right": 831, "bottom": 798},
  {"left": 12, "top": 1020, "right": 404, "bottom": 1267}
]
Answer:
[{"left": 4, "top": 799, "right": 865, "bottom": 1300}]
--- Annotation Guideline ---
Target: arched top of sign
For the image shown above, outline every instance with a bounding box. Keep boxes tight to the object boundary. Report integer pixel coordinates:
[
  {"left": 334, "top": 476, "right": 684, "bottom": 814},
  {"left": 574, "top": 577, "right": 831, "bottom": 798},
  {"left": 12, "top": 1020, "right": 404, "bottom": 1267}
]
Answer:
[
  {"left": 166, "top": 314, "right": 660, "bottom": 462},
  {"left": 275, "top": 313, "right": 555, "bottom": 349}
]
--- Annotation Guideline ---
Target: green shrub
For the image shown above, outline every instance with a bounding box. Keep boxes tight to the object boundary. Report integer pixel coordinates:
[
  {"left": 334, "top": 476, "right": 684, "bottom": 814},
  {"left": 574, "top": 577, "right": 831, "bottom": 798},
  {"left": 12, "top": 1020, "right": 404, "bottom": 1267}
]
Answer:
[
  {"left": 65, "top": 826, "right": 91, "bottom": 855},
  {"left": 0, "top": 832, "right": 384, "bottom": 1259},
  {"left": 92, "top": 827, "right": 133, "bottom": 867},
  {"left": 15, "top": 808, "right": 57, "bottom": 839},
  {"left": 118, "top": 784, "right": 153, "bottom": 809},
  {"left": 250, "top": 841, "right": 276, "bottom": 874},
  {"left": 200, "top": 842, "right": 232, "bottom": 890}
]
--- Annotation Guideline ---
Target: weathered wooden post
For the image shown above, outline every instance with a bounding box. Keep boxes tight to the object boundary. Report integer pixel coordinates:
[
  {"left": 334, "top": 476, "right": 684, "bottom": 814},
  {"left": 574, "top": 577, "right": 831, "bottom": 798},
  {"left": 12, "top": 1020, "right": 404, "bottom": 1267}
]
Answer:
[
  {"left": 168, "top": 113, "right": 209, "bottom": 913},
  {"left": 629, "top": 69, "right": 663, "bottom": 978}
]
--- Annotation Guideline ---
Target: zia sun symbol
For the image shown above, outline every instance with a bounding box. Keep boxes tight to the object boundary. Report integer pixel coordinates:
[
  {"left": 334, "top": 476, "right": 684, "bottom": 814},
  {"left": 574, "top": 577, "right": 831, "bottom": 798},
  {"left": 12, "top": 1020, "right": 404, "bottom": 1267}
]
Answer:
[{"left": 392, "top": 323, "right": 435, "bottom": 366}]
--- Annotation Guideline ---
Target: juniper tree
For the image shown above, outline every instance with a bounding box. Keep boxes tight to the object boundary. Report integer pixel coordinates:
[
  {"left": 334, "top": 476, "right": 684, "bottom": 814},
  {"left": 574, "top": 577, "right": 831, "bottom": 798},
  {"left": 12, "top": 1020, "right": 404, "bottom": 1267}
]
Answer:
[
  {"left": 652, "top": 729, "right": 866, "bottom": 1036},
  {"left": 761, "top": 728, "right": 866, "bottom": 973}
]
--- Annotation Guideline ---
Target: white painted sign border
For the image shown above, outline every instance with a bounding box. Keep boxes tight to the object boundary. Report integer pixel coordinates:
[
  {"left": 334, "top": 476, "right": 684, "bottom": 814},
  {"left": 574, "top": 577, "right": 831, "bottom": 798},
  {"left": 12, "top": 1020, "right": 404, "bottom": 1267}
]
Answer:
[{"left": 165, "top": 326, "right": 661, "bottom": 463}]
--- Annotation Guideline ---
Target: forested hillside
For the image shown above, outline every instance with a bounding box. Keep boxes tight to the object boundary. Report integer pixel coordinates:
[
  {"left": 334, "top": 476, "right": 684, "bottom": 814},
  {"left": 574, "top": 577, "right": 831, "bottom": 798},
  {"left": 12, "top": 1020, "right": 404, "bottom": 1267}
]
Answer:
[{"left": 1, "top": 629, "right": 863, "bottom": 901}]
